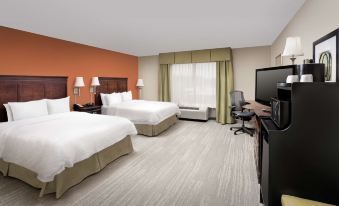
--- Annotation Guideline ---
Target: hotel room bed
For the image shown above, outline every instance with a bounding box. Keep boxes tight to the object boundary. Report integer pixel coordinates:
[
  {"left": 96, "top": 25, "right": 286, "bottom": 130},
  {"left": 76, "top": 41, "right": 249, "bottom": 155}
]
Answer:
[
  {"left": 0, "top": 112, "right": 137, "bottom": 198},
  {"left": 95, "top": 77, "right": 180, "bottom": 136},
  {"left": 0, "top": 76, "right": 138, "bottom": 198},
  {"left": 102, "top": 100, "right": 180, "bottom": 136}
]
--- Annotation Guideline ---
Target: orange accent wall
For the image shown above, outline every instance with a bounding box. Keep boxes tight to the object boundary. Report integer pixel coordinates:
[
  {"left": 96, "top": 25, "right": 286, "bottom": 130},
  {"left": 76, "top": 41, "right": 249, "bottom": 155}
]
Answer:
[{"left": 0, "top": 26, "right": 138, "bottom": 105}]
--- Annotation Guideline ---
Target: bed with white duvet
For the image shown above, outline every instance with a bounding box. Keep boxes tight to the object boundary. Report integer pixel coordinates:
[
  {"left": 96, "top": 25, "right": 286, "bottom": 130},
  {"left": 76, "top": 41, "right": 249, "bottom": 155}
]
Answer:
[
  {"left": 0, "top": 109, "right": 137, "bottom": 198},
  {"left": 0, "top": 112, "right": 137, "bottom": 182},
  {"left": 102, "top": 100, "right": 180, "bottom": 125},
  {"left": 100, "top": 91, "right": 180, "bottom": 136},
  {"left": 100, "top": 91, "right": 180, "bottom": 137}
]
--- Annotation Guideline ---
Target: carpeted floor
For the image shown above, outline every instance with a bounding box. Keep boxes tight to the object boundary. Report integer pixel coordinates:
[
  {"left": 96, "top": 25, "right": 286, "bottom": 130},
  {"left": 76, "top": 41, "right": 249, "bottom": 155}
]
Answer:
[{"left": 0, "top": 120, "right": 260, "bottom": 206}]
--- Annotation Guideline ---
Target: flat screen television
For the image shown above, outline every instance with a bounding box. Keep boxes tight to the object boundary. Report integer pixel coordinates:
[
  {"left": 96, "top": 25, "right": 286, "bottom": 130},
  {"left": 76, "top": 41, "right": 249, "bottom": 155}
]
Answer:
[{"left": 255, "top": 66, "right": 295, "bottom": 106}]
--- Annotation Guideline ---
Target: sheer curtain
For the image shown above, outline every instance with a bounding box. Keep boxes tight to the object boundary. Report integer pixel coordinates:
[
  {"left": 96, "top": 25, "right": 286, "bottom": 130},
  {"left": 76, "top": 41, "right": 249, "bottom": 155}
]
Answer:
[{"left": 170, "top": 62, "right": 216, "bottom": 108}]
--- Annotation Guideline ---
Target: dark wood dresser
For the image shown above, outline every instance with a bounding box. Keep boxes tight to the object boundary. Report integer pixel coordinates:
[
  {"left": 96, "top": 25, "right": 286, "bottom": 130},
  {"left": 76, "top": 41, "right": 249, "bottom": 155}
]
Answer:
[{"left": 259, "top": 83, "right": 339, "bottom": 206}]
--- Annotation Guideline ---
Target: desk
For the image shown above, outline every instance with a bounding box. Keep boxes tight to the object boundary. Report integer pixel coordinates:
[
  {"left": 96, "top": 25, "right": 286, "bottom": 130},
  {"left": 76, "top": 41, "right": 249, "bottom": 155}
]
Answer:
[
  {"left": 243, "top": 100, "right": 271, "bottom": 184},
  {"left": 243, "top": 100, "right": 271, "bottom": 117}
]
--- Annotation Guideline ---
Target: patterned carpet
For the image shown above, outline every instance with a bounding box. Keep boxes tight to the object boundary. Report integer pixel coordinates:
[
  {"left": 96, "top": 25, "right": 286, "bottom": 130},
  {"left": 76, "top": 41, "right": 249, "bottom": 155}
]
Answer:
[{"left": 0, "top": 120, "right": 260, "bottom": 206}]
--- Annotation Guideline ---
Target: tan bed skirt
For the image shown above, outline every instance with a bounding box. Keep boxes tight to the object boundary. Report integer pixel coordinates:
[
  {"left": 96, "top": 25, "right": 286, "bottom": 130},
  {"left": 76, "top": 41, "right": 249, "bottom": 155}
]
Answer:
[
  {"left": 135, "top": 115, "right": 177, "bottom": 137},
  {"left": 0, "top": 135, "right": 133, "bottom": 199}
]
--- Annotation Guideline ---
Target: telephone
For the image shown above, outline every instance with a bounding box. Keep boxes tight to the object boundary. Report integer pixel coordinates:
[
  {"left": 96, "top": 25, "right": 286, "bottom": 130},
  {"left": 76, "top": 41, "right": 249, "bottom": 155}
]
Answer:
[
  {"left": 73, "top": 103, "right": 95, "bottom": 110},
  {"left": 73, "top": 104, "right": 84, "bottom": 110},
  {"left": 84, "top": 103, "right": 94, "bottom": 107}
]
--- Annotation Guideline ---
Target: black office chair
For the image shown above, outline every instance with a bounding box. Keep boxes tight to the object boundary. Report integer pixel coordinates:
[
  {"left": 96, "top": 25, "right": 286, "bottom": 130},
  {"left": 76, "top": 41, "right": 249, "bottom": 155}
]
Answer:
[{"left": 230, "top": 91, "right": 255, "bottom": 136}]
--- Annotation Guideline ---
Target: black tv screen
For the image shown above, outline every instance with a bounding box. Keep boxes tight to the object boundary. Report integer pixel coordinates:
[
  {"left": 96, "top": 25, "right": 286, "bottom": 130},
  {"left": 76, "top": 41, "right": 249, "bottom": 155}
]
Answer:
[{"left": 255, "top": 66, "right": 295, "bottom": 105}]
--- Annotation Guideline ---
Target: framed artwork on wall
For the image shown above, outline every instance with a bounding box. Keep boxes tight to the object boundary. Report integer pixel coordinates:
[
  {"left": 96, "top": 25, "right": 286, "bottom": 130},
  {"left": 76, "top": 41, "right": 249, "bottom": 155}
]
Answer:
[
  {"left": 275, "top": 54, "right": 283, "bottom": 66},
  {"left": 313, "top": 29, "right": 339, "bottom": 82}
]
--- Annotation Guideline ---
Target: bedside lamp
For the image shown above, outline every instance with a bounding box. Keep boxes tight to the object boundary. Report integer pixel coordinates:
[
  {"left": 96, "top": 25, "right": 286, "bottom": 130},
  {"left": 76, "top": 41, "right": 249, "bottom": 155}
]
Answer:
[
  {"left": 74, "top": 77, "right": 85, "bottom": 104},
  {"left": 136, "top": 79, "right": 144, "bottom": 99},
  {"left": 282, "top": 37, "right": 304, "bottom": 65},
  {"left": 90, "top": 77, "right": 100, "bottom": 105}
]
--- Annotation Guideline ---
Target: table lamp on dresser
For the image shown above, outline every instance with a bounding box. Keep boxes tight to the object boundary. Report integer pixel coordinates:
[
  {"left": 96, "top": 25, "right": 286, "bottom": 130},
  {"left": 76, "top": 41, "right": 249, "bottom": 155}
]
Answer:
[{"left": 282, "top": 36, "right": 304, "bottom": 64}]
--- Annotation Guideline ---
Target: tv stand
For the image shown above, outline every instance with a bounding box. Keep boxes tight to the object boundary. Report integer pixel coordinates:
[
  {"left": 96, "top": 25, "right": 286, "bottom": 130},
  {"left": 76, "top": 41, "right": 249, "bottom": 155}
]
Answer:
[{"left": 258, "top": 83, "right": 339, "bottom": 206}]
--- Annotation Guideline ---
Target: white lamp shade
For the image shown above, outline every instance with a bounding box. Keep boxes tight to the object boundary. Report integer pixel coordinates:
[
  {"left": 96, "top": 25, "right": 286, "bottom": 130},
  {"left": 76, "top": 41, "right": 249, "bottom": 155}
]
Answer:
[
  {"left": 136, "top": 79, "right": 144, "bottom": 87},
  {"left": 91, "top": 77, "right": 100, "bottom": 86},
  {"left": 74, "top": 77, "right": 85, "bottom": 87},
  {"left": 282, "top": 37, "right": 304, "bottom": 57}
]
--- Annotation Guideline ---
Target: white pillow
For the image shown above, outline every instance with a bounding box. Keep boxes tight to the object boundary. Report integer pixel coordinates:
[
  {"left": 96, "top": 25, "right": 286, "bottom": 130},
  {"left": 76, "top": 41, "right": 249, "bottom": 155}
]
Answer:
[
  {"left": 9, "top": 99, "right": 48, "bottom": 121},
  {"left": 4, "top": 104, "right": 14, "bottom": 122},
  {"left": 47, "top": 97, "right": 70, "bottom": 114},
  {"left": 121, "top": 91, "right": 132, "bottom": 102},
  {"left": 106, "top": 93, "right": 122, "bottom": 105},
  {"left": 100, "top": 93, "right": 109, "bottom": 105}
]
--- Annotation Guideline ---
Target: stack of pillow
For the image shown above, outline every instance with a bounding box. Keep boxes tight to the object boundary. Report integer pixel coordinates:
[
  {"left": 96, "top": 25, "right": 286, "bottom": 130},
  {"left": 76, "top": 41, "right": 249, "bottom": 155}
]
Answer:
[
  {"left": 100, "top": 91, "right": 132, "bottom": 106},
  {"left": 4, "top": 97, "right": 70, "bottom": 122}
]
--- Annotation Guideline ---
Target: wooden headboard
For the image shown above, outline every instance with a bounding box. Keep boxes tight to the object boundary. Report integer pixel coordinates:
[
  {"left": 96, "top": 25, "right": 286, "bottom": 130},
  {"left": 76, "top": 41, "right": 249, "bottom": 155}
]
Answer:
[
  {"left": 95, "top": 77, "right": 128, "bottom": 105},
  {"left": 0, "top": 75, "right": 68, "bottom": 122}
]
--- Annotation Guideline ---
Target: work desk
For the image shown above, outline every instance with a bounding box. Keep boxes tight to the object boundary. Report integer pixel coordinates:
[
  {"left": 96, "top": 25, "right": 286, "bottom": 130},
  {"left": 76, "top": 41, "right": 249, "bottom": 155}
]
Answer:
[
  {"left": 242, "top": 100, "right": 271, "bottom": 184},
  {"left": 243, "top": 100, "right": 271, "bottom": 117}
]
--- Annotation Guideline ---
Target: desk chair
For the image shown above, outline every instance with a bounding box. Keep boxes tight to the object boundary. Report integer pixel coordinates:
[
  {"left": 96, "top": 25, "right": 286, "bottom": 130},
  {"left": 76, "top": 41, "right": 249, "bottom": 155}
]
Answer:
[{"left": 230, "top": 91, "right": 255, "bottom": 136}]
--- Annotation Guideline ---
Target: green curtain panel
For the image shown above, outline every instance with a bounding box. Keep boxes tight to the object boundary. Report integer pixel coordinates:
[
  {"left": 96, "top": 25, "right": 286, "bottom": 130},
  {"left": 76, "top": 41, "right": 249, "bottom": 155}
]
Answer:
[
  {"left": 159, "top": 64, "right": 171, "bottom": 102},
  {"left": 216, "top": 60, "right": 234, "bottom": 124},
  {"left": 159, "top": 48, "right": 233, "bottom": 117}
]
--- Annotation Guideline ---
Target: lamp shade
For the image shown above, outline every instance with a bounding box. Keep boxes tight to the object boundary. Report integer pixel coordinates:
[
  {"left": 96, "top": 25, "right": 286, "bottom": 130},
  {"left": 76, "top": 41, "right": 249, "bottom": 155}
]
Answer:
[
  {"left": 91, "top": 77, "right": 100, "bottom": 86},
  {"left": 136, "top": 79, "right": 144, "bottom": 87},
  {"left": 74, "top": 77, "right": 85, "bottom": 87},
  {"left": 282, "top": 37, "right": 304, "bottom": 57}
]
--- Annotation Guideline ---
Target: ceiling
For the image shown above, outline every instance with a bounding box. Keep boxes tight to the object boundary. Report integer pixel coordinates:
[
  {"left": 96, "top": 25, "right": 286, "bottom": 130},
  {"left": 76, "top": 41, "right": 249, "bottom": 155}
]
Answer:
[{"left": 0, "top": 0, "right": 305, "bottom": 56}]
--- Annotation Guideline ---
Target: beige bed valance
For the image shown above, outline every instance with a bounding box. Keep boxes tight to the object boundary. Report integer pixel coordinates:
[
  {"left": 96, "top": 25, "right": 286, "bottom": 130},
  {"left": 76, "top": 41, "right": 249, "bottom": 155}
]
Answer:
[
  {"left": 159, "top": 48, "right": 231, "bottom": 64},
  {"left": 192, "top": 50, "right": 210, "bottom": 63},
  {"left": 159, "top": 52, "right": 175, "bottom": 64},
  {"left": 174, "top": 51, "right": 192, "bottom": 64}
]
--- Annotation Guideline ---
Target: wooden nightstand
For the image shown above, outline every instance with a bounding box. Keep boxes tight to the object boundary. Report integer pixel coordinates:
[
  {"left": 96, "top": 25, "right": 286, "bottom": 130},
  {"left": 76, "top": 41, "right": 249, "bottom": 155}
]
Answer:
[{"left": 73, "top": 105, "right": 101, "bottom": 114}]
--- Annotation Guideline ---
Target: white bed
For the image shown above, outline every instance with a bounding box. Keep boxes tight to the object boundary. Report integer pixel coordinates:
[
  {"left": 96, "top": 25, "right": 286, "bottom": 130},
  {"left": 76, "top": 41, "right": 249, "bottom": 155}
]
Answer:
[
  {"left": 0, "top": 112, "right": 137, "bottom": 182},
  {"left": 102, "top": 100, "right": 180, "bottom": 125}
]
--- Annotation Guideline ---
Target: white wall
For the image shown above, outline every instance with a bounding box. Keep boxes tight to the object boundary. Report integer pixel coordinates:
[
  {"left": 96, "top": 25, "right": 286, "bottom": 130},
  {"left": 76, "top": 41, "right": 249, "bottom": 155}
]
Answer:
[
  {"left": 138, "top": 46, "right": 271, "bottom": 101},
  {"left": 271, "top": 0, "right": 339, "bottom": 66},
  {"left": 233, "top": 46, "right": 271, "bottom": 100},
  {"left": 138, "top": 56, "right": 159, "bottom": 101}
]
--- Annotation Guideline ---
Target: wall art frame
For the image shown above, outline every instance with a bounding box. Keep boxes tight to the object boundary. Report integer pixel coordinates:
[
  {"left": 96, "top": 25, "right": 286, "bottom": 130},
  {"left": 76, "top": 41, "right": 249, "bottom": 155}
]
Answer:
[{"left": 313, "top": 29, "right": 339, "bottom": 82}]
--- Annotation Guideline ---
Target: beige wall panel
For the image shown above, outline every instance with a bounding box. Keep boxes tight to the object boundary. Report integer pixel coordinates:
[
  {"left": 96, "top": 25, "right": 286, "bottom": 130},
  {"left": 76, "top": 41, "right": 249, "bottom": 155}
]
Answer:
[
  {"left": 138, "top": 55, "right": 159, "bottom": 101},
  {"left": 233, "top": 46, "right": 271, "bottom": 100}
]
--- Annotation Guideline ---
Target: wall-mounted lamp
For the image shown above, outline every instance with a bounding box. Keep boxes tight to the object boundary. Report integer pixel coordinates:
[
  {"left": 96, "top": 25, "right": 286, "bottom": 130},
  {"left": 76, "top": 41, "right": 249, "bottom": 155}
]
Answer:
[
  {"left": 74, "top": 77, "right": 85, "bottom": 104},
  {"left": 90, "top": 77, "right": 100, "bottom": 105},
  {"left": 282, "top": 36, "right": 304, "bottom": 65},
  {"left": 136, "top": 79, "right": 144, "bottom": 99}
]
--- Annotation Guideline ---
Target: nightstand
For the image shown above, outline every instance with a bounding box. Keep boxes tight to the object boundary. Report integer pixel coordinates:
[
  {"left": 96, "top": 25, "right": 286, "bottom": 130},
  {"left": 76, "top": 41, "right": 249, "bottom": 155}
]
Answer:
[{"left": 73, "top": 105, "right": 101, "bottom": 114}]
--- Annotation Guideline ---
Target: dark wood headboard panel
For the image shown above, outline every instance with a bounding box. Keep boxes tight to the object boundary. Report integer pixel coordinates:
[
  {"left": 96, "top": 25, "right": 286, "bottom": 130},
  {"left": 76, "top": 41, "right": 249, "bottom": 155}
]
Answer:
[
  {"left": 0, "top": 75, "right": 68, "bottom": 122},
  {"left": 95, "top": 77, "right": 128, "bottom": 105}
]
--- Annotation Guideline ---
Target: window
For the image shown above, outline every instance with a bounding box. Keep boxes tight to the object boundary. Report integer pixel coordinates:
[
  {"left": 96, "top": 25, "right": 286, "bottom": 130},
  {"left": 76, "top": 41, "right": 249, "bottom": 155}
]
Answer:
[{"left": 170, "top": 62, "right": 216, "bottom": 108}]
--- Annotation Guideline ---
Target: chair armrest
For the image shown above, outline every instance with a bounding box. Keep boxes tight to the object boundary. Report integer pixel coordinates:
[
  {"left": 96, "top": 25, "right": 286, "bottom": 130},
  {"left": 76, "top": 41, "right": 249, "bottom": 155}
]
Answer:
[
  {"left": 241, "top": 102, "right": 251, "bottom": 112},
  {"left": 229, "top": 106, "right": 236, "bottom": 112}
]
